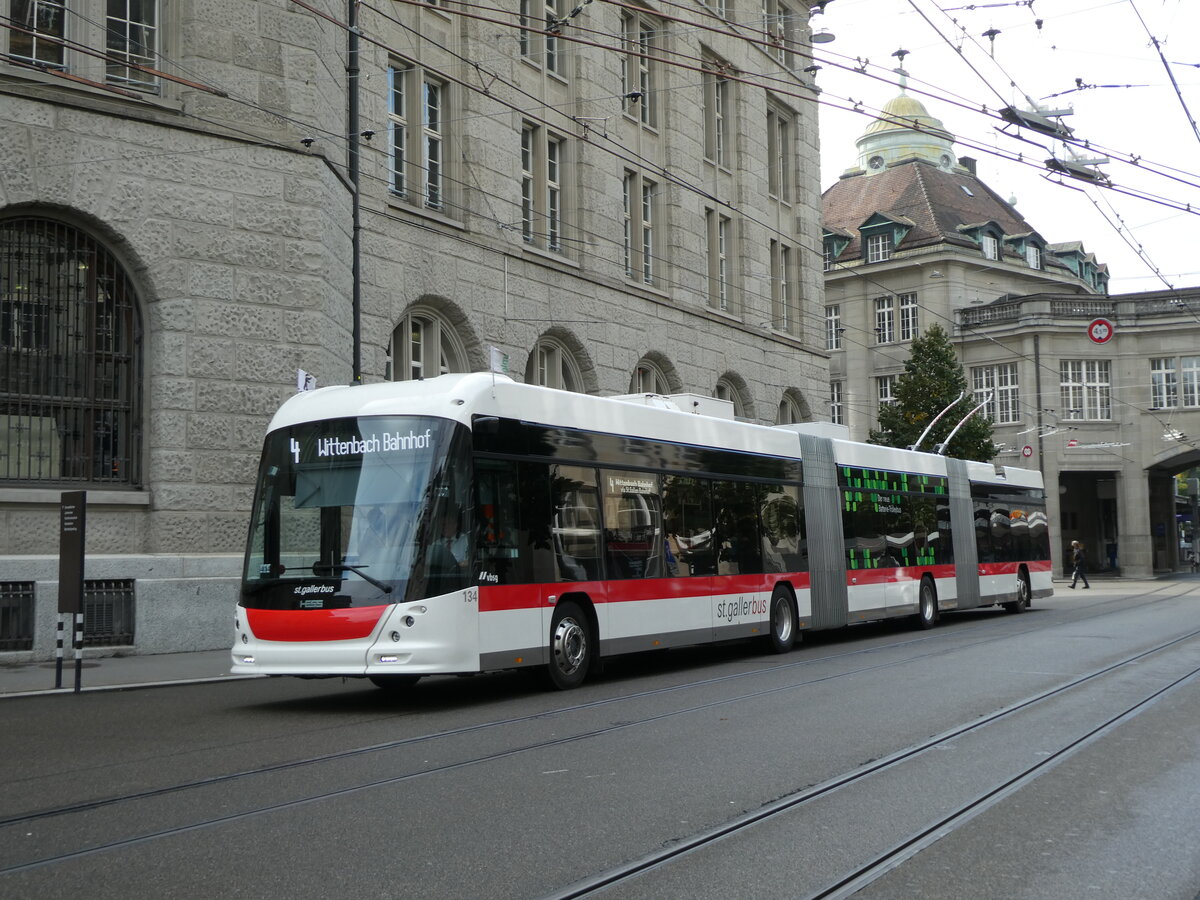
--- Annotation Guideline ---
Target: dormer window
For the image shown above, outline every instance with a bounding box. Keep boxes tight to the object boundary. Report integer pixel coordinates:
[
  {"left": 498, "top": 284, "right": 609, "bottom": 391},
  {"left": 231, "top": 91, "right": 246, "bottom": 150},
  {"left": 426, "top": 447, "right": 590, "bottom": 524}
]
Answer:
[
  {"left": 982, "top": 234, "right": 999, "bottom": 260},
  {"left": 866, "top": 233, "right": 892, "bottom": 263},
  {"left": 1026, "top": 244, "right": 1042, "bottom": 269}
]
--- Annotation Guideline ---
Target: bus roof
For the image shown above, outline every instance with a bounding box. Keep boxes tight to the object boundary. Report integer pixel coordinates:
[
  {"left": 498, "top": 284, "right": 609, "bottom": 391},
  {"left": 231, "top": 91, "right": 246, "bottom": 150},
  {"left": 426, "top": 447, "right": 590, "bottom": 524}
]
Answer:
[{"left": 264, "top": 374, "right": 1042, "bottom": 487}]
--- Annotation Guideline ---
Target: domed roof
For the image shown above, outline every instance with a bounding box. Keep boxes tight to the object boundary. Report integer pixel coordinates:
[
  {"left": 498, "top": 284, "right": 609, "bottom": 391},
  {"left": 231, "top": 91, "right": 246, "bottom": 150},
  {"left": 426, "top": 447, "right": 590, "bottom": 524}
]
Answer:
[
  {"left": 851, "top": 90, "right": 958, "bottom": 175},
  {"left": 862, "top": 93, "right": 951, "bottom": 140}
]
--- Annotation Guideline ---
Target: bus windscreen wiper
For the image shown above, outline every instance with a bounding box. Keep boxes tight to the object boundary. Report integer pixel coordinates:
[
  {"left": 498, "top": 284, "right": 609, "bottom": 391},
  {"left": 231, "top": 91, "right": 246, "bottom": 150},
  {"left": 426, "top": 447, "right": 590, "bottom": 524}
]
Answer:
[{"left": 312, "top": 563, "right": 393, "bottom": 593}]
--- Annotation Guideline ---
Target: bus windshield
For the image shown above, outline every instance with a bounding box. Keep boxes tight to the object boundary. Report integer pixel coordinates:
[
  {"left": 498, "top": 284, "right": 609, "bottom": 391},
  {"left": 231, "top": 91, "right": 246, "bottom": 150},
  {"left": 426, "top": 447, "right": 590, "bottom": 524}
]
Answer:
[{"left": 241, "top": 415, "right": 472, "bottom": 609}]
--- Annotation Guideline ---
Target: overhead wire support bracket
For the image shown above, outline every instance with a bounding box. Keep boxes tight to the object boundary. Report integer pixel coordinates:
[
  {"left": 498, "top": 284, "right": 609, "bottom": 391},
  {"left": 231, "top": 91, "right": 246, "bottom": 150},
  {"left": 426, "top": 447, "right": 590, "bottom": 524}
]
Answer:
[{"left": 1000, "top": 105, "right": 1074, "bottom": 138}]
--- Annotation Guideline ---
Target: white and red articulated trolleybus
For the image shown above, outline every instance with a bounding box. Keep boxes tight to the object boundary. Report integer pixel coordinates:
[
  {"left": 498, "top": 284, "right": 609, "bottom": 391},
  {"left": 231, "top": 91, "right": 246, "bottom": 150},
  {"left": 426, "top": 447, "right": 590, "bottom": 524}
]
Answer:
[{"left": 233, "top": 373, "right": 1052, "bottom": 689}]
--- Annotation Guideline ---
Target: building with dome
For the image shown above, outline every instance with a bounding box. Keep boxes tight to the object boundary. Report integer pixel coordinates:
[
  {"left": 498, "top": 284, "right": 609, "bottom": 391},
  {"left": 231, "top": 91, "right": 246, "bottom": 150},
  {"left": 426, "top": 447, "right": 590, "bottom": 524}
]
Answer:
[{"left": 822, "top": 86, "right": 1200, "bottom": 578}]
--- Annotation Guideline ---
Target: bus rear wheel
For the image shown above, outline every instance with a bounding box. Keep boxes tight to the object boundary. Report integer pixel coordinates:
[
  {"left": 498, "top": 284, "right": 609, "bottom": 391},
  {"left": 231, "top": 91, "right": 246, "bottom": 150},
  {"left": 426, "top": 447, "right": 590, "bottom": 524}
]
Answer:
[
  {"left": 915, "top": 577, "right": 938, "bottom": 630},
  {"left": 766, "top": 586, "right": 798, "bottom": 653},
  {"left": 546, "top": 601, "right": 592, "bottom": 690},
  {"left": 1004, "top": 571, "right": 1031, "bottom": 614}
]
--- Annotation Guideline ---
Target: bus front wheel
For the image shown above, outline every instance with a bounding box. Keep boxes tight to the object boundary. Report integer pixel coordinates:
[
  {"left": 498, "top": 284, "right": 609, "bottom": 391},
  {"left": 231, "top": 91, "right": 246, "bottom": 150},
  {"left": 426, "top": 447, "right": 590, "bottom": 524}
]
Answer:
[
  {"left": 546, "top": 601, "right": 593, "bottom": 690},
  {"left": 766, "top": 586, "right": 798, "bottom": 653}
]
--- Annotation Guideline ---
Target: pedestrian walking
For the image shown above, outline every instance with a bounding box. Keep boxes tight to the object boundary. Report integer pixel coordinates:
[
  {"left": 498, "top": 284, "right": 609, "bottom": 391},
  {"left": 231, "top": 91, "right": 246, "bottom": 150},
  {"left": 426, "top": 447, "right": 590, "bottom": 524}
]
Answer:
[{"left": 1069, "top": 540, "right": 1090, "bottom": 589}]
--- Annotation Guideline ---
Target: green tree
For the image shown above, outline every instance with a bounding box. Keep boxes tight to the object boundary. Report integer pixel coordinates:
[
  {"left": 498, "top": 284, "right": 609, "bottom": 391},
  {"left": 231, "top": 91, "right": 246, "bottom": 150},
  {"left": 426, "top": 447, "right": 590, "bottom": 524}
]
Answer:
[{"left": 868, "top": 323, "right": 997, "bottom": 461}]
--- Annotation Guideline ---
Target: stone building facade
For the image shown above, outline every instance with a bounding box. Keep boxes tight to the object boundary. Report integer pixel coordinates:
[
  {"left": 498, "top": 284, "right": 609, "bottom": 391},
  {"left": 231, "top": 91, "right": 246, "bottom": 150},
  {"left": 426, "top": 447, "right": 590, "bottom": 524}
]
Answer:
[{"left": 1, "top": 1, "right": 829, "bottom": 657}]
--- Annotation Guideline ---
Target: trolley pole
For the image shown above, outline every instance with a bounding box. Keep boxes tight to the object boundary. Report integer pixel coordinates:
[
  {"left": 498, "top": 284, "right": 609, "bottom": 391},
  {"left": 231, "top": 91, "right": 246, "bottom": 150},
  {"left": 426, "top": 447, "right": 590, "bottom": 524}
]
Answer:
[{"left": 58, "top": 491, "right": 86, "bottom": 692}]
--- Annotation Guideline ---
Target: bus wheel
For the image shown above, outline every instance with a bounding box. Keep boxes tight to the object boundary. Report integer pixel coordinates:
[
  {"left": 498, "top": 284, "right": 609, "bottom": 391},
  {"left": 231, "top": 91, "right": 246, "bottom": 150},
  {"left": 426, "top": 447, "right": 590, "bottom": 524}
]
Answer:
[
  {"left": 1004, "top": 572, "right": 1031, "bottom": 614},
  {"left": 915, "top": 577, "right": 938, "bottom": 630},
  {"left": 369, "top": 674, "right": 421, "bottom": 690},
  {"left": 546, "top": 601, "right": 592, "bottom": 690},
  {"left": 766, "top": 586, "right": 798, "bottom": 653}
]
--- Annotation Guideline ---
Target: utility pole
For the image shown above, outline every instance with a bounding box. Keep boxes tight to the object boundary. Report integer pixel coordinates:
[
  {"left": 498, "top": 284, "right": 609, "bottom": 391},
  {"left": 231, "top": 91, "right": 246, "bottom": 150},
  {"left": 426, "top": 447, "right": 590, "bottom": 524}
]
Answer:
[{"left": 348, "top": 0, "right": 363, "bottom": 382}]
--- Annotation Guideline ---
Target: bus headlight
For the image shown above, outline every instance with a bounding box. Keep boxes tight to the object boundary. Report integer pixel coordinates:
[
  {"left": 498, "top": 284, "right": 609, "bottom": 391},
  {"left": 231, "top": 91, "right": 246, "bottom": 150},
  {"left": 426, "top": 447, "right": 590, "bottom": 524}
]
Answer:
[
  {"left": 404, "top": 616, "right": 416, "bottom": 628},
  {"left": 390, "top": 631, "right": 401, "bottom": 642}
]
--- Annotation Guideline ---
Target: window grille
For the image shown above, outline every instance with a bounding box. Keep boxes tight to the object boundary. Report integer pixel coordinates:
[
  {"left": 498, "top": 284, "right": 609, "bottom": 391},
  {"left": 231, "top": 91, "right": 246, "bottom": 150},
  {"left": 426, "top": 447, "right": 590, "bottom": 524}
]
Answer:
[
  {"left": 0, "top": 582, "right": 35, "bottom": 651},
  {"left": 83, "top": 578, "right": 135, "bottom": 646},
  {"left": 1, "top": 217, "right": 142, "bottom": 485}
]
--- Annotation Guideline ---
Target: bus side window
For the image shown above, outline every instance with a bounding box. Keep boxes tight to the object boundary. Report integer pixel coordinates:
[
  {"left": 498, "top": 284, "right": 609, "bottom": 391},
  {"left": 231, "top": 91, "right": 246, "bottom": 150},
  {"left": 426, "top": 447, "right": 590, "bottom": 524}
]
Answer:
[
  {"left": 663, "top": 475, "right": 714, "bottom": 576},
  {"left": 714, "top": 480, "right": 762, "bottom": 575},
  {"left": 601, "top": 470, "right": 664, "bottom": 580},
  {"left": 760, "top": 485, "right": 804, "bottom": 573},
  {"left": 475, "top": 459, "right": 533, "bottom": 585},
  {"left": 551, "top": 465, "right": 603, "bottom": 582}
]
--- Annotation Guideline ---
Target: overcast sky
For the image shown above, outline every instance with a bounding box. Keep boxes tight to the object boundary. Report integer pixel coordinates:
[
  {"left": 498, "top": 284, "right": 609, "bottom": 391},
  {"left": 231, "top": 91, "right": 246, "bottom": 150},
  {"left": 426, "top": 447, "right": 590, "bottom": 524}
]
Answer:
[{"left": 812, "top": 0, "right": 1198, "bottom": 294}]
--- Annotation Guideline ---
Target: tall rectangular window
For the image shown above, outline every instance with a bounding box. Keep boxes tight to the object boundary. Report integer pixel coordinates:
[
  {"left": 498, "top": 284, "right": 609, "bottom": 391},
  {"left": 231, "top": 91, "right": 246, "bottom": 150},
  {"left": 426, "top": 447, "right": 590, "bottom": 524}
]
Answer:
[
  {"left": 622, "top": 12, "right": 660, "bottom": 127},
  {"left": 709, "top": 210, "right": 731, "bottom": 310},
  {"left": 778, "top": 243, "right": 793, "bottom": 332},
  {"left": 544, "top": 0, "right": 561, "bottom": 74},
  {"left": 866, "top": 233, "right": 892, "bottom": 263},
  {"left": 388, "top": 65, "right": 409, "bottom": 197},
  {"left": 11, "top": 1, "right": 162, "bottom": 93},
  {"left": 830, "top": 380, "right": 844, "bottom": 425},
  {"left": 106, "top": 0, "right": 158, "bottom": 90},
  {"left": 640, "top": 177, "right": 655, "bottom": 284},
  {"left": 766, "top": 101, "right": 793, "bottom": 201},
  {"left": 389, "top": 64, "right": 450, "bottom": 213},
  {"left": 521, "top": 124, "right": 566, "bottom": 252},
  {"left": 1151, "top": 358, "right": 1178, "bottom": 409},
  {"left": 762, "top": 0, "right": 795, "bottom": 68},
  {"left": 1061, "top": 360, "right": 1111, "bottom": 421},
  {"left": 422, "top": 78, "right": 444, "bottom": 210},
  {"left": 11, "top": 0, "right": 67, "bottom": 68},
  {"left": 875, "top": 296, "right": 895, "bottom": 344},
  {"left": 972, "top": 364, "right": 1020, "bottom": 424},
  {"left": 1026, "top": 244, "right": 1042, "bottom": 269},
  {"left": 982, "top": 234, "right": 999, "bottom": 260},
  {"left": 1182, "top": 356, "right": 1200, "bottom": 407},
  {"left": 825, "top": 305, "right": 842, "bottom": 350},
  {"left": 899, "top": 292, "right": 918, "bottom": 341},
  {"left": 703, "top": 59, "right": 729, "bottom": 167},
  {"left": 624, "top": 171, "right": 656, "bottom": 284},
  {"left": 521, "top": 127, "right": 535, "bottom": 243},
  {"left": 877, "top": 375, "right": 897, "bottom": 409}
]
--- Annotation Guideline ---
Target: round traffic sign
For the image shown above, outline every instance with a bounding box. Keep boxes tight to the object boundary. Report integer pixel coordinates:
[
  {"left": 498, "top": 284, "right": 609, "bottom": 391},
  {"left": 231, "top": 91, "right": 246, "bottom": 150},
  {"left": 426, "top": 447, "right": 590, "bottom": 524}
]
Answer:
[
  {"left": 1088, "top": 318, "right": 1114, "bottom": 344},
  {"left": 1022, "top": 445, "right": 1033, "bottom": 458}
]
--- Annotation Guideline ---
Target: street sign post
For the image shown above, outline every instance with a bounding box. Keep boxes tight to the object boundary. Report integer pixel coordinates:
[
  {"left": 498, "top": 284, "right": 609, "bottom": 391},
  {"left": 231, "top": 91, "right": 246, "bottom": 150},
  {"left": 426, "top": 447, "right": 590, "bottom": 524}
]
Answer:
[{"left": 58, "top": 491, "right": 86, "bottom": 692}]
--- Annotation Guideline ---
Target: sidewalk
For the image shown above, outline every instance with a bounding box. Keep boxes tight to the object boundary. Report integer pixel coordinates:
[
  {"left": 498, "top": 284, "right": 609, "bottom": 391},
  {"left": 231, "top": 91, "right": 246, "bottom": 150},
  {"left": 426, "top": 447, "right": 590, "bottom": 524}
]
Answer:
[{"left": 0, "top": 648, "right": 252, "bottom": 698}]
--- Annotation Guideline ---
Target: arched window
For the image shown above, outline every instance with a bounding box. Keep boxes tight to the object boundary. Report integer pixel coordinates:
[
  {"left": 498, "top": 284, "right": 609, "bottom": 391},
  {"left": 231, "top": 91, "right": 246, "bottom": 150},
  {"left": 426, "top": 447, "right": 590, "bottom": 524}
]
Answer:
[
  {"left": 1, "top": 217, "right": 141, "bottom": 485},
  {"left": 777, "top": 389, "right": 810, "bottom": 425},
  {"left": 714, "top": 377, "right": 746, "bottom": 419},
  {"left": 629, "top": 358, "right": 672, "bottom": 395},
  {"left": 390, "top": 307, "right": 467, "bottom": 381},
  {"left": 527, "top": 335, "right": 584, "bottom": 392}
]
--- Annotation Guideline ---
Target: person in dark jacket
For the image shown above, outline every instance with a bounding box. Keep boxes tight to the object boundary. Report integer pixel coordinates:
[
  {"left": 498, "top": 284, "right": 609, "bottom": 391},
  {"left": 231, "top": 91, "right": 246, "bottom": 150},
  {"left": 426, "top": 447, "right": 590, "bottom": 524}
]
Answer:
[{"left": 1069, "top": 540, "right": 1090, "bottom": 589}]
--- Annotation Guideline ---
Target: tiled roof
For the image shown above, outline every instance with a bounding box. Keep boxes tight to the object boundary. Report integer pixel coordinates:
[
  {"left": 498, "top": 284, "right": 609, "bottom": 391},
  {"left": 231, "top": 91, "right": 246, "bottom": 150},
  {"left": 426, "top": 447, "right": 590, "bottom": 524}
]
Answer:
[{"left": 822, "top": 158, "right": 1051, "bottom": 264}]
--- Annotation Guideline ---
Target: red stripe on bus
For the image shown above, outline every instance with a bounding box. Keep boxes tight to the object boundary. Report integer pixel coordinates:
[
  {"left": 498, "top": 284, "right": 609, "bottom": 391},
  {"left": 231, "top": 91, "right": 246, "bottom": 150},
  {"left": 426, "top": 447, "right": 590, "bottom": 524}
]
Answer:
[
  {"left": 978, "top": 560, "right": 1053, "bottom": 576},
  {"left": 478, "top": 573, "right": 813, "bottom": 613},
  {"left": 247, "top": 606, "right": 386, "bottom": 641},
  {"left": 846, "top": 564, "right": 957, "bottom": 586}
]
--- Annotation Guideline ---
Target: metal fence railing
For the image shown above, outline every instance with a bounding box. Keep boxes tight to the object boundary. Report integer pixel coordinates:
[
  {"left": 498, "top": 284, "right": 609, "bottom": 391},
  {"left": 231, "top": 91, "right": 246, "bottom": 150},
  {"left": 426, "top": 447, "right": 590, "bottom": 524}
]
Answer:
[
  {"left": 83, "top": 578, "right": 135, "bottom": 647},
  {"left": 0, "top": 582, "right": 35, "bottom": 651}
]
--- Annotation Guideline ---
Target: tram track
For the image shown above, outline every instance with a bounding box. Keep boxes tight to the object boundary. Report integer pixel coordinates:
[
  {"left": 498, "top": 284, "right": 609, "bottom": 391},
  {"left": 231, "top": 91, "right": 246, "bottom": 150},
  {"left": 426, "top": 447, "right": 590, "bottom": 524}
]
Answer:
[{"left": 0, "top": 580, "right": 1193, "bottom": 844}]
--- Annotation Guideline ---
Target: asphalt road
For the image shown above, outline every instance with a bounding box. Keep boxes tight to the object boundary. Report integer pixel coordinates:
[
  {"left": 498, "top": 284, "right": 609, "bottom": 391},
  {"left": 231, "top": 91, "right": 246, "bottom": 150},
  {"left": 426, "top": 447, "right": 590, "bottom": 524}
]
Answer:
[{"left": 3, "top": 581, "right": 1200, "bottom": 899}]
